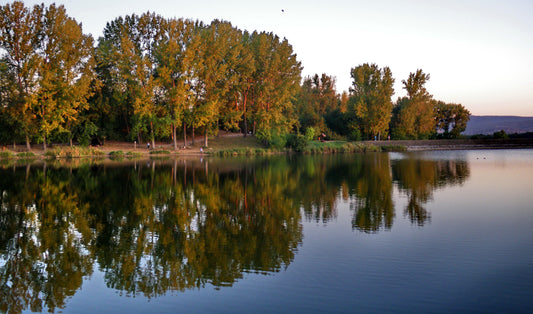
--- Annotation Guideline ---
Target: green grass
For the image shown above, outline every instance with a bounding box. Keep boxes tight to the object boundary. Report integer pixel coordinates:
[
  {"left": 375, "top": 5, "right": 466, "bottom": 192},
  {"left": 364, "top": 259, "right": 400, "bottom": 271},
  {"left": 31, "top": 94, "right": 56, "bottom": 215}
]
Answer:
[
  {"left": 214, "top": 147, "right": 281, "bottom": 156},
  {"left": 209, "top": 136, "right": 405, "bottom": 156},
  {"left": 303, "top": 141, "right": 380, "bottom": 153}
]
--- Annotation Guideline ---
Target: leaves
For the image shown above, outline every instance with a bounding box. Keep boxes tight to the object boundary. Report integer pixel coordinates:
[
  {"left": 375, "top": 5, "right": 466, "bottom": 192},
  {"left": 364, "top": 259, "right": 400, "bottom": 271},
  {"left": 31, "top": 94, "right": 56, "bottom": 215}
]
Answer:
[
  {"left": 0, "top": 1, "right": 96, "bottom": 150},
  {"left": 349, "top": 63, "right": 395, "bottom": 139}
]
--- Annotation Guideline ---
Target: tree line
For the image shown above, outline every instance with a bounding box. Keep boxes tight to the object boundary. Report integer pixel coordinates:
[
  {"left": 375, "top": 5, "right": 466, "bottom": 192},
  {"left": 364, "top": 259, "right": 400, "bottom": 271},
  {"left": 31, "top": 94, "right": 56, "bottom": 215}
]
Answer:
[{"left": 0, "top": 1, "right": 470, "bottom": 151}]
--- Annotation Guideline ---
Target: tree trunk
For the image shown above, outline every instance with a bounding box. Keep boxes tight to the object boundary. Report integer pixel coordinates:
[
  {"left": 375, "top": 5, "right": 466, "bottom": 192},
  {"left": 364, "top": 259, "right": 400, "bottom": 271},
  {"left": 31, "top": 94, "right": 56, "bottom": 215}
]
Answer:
[
  {"left": 25, "top": 134, "right": 31, "bottom": 151},
  {"left": 243, "top": 93, "right": 248, "bottom": 137},
  {"left": 43, "top": 134, "right": 47, "bottom": 152},
  {"left": 69, "top": 137, "right": 73, "bottom": 147},
  {"left": 183, "top": 122, "right": 187, "bottom": 147},
  {"left": 204, "top": 128, "right": 208, "bottom": 147},
  {"left": 192, "top": 127, "right": 195, "bottom": 145},
  {"left": 172, "top": 124, "right": 177, "bottom": 150},
  {"left": 150, "top": 121, "right": 155, "bottom": 149}
]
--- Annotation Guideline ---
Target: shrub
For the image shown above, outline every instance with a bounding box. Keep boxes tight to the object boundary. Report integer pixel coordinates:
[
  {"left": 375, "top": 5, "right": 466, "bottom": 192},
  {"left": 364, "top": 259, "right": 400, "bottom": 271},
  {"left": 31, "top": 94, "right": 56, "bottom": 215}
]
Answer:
[
  {"left": 126, "top": 151, "right": 143, "bottom": 158},
  {"left": 348, "top": 128, "right": 362, "bottom": 141},
  {"left": 76, "top": 121, "right": 99, "bottom": 147},
  {"left": 150, "top": 149, "right": 171, "bottom": 155},
  {"left": 493, "top": 130, "right": 509, "bottom": 139},
  {"left": 304, "top": 127, "right": 316, "bottom": 141},
  {"left": 286, "top": 134, "right": 308, "bottom": 152},
  {"left": 87, "top": 147, "right": 105, "bottom": 157},
  {"left": 256, "top": 129, "right": 286, "bottom": 149},
  {"left": 0, "top": 151, "right": 14, "bottom": 159},
  {"left": 17, "top": 151, "right": 35, "bottom": 158},
  {"left": 380, "top": 145, "right": 407, "bottom": 152},
  {"left": 109, "top": 151, "right": 124, "bottom": 159}
]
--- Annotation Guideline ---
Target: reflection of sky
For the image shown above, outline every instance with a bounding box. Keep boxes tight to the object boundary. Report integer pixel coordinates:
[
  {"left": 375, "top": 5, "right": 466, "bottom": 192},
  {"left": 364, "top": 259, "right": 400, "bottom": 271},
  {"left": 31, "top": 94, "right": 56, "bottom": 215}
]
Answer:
[
  {"left": 286, "top": 149, "right": 533, "bottom": 312},
  {"left": 33, "top": 150, "right": 533, "bottom": 312}
]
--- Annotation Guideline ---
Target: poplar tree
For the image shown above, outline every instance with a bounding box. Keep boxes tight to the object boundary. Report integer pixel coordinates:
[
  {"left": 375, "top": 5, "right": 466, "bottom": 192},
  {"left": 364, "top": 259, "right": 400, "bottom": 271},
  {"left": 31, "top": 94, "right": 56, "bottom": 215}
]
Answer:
[
  {"left": 0, "top": 1, "right": 43, "bottom": 149},
  {"left": 349, "top": 63, "right": 394, "bottom": 140},
  {"left": 191, "top": 20, "right": 239, "bottom": 147},
  {"left": 392, "top": 69, "right": 435, "bottom": 139},
  {"left": 233, "top": 31, "right": 255, "bottom": 137},
  {"left": 296, "top": 73, "right": 338, "bottom": 135},
  {"left": 250, "top": 31, "right": 301, "bottom": 145},
  {"left": 0, "top": 2, "right": 95, "bottom": 150},
  {"left": 155, "top": 18, "right": 198, "bottom": 150},
  {"left": 99, "top": 13, "right": 164, "bottom": 148},
  {"left": 37, "top": 4, "right": 96, "bottom": 149},
  {"left": 219, "top": 27, "right": 253, "bottom": 136}
]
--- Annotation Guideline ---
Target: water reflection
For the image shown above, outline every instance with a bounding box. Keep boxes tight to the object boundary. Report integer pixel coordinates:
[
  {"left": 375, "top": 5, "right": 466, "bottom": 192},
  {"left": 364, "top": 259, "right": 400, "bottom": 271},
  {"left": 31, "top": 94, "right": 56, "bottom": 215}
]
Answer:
[
  {"left": 391, "top": 154, "right": 470, "bottom": 226},
  {"left": 0, "top": 153, "right": 470, "bottom": 313}
]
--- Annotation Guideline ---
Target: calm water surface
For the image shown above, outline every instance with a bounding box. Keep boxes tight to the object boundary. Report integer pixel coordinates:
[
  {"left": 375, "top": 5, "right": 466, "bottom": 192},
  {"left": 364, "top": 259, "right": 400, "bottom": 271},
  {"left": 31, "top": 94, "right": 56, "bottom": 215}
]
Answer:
[{"left": 1, "top": 149, "right": 532, "bottom": 313}]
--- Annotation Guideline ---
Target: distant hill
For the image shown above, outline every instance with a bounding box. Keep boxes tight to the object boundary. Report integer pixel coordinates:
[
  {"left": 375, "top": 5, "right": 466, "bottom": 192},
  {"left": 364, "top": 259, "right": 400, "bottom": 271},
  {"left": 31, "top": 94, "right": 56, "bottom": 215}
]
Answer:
[{"left": 464, "top": 115, "right": 533, "bottom": 135}]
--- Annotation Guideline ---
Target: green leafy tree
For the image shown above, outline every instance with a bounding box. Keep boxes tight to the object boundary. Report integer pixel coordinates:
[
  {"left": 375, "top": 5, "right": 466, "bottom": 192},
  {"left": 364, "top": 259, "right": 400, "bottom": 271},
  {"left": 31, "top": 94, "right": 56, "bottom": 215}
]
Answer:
[
  {"left": 349, "top": 63, "right": 394, "bottom": 140},
  {"left": 392, "top": 69, "right": 435, "bottom": 139},
  {"left": 435, "top": 101, "right": 471, "bottom": 138},
  {"left": 214, "top": 26, "right": 255, "bottom": 136},
  {"left": 295, "top": 74, "right": 338, "bottom": 136},
  {"left": 0, "top": 2, "right": 95, "bottom": 151},
  {"left": 36, "top": 4, "right": 96, "bottom": 149},
  {"left": 191, "top": 20, "right": 240, "bottom": 147},
  {"left": 155, "top": 18, "right": 199, "bottom": 149},
  {"left": 98, "top": 13, "right": 164, "bottom": 148},
  {"left": 250, "top": 31, "right": 302, "bottom": 146},
  {"left": 232, "top": 31, "right": 256, "bottom": 137},
  {"left": 0, "top": 1, "right": 44, "bottom": 149}
]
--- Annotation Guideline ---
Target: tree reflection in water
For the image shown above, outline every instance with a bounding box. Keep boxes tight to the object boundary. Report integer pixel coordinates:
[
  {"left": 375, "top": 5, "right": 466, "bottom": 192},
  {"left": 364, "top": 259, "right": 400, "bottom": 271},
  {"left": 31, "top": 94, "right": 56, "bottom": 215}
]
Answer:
[
  {"left": 0, "top": 153, "right": 469, "bottom": 313},
  {"left": 391, "top": 154, "right": 470, "bottom": 226}
]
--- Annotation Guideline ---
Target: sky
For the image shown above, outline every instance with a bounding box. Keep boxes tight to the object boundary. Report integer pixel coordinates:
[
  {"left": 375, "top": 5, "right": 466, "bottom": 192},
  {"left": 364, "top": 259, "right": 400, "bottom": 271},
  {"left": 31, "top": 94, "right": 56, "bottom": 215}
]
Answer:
[{"left": 13, "top": 0, "right": 533, "bottom": 116}]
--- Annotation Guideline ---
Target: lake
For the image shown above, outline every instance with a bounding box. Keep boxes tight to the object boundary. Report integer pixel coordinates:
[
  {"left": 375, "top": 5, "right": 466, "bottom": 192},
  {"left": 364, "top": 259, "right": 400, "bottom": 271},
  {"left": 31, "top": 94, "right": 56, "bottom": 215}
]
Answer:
[{"left": 1, "top": 149, "right": 532, "bottom": 313}]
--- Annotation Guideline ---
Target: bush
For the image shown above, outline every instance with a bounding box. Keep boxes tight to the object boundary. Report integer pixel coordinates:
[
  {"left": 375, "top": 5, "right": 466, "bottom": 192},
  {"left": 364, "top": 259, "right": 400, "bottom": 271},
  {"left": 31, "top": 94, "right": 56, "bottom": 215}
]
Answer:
[
  {"left": 256, "top": 129, "right": 286, "bottom": 149},
  {"left": 286, "top": 134, "right": 308, "bottom": 152},
  {"left": 109, "top": 151, "right": 124, "bottom": 159},
  {"left": 44, "top": 146, "right": 104, "bottom": 158},
  {"left": 348, "top": 128, "right": 362, "bottom": 141},
  {"left": 17, "top": 151, "right": 35, "bottom": 158},
  {"left": 493, "top": 130, "right": 509, "bottom": 139},
  {"left": 76, "top": 121, "right": 99, "bottom": 147},
  {"left": 0, "top": 150, "right": 14, "bottom": 159},
  {"left": 304, "top": 127, "right": 316, "bottom": 141},
  {"left": 380, "top": 145, "right": 407, "bottom": 152},
  {"left": 150, "top": 149, "right": 171, "bottom": 155},
  {"left": 126, "top": 151, "right": 143, "bottom": 158}
]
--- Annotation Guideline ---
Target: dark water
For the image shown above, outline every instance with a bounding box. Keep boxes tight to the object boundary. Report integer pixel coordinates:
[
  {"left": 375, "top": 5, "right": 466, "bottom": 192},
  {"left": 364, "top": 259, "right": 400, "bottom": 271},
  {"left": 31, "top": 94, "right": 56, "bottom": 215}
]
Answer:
[{"left": 1, "top": 150, "right": 532, "bottom": 313}]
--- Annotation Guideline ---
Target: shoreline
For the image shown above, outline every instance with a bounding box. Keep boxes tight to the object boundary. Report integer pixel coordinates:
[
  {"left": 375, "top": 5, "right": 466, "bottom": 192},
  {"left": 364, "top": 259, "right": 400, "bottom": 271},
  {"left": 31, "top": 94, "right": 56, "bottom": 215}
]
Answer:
[
  {"left": 2, "top": 138, "right": 533, "bottom": 160},
  {"left": 371, "top": 138, "right": 533, "bottom": 151}
]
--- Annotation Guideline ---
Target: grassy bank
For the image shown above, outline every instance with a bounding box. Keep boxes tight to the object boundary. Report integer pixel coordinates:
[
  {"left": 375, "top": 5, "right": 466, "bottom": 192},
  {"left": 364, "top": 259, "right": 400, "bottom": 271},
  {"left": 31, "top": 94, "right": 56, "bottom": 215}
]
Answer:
[
  {"left": 213, "top": 139, "right": 407, "bottom": 156},
  {"left": 4, "top": 136, "right": 531, "bottom": 160}
]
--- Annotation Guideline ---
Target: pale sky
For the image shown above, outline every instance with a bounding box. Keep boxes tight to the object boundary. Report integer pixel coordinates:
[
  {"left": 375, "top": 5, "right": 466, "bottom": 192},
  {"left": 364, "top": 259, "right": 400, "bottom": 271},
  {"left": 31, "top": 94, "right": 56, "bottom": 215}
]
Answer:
[{"left": 15, "top": 0, "right": 533, "bottom": 116}]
